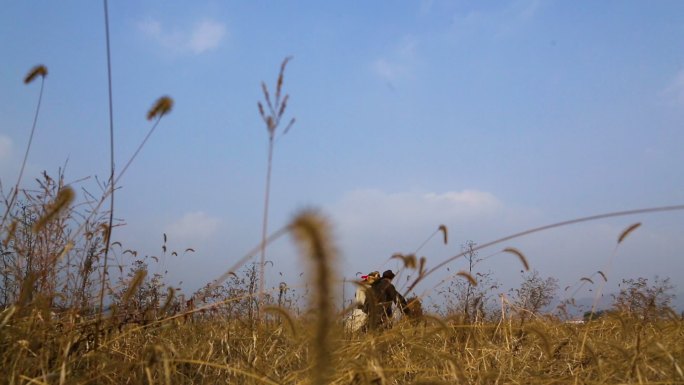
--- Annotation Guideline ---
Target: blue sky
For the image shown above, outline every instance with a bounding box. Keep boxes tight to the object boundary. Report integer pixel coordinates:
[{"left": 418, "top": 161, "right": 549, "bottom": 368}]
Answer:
[{"left": 2, "top": 1, "right": 684, "bottom": 309}]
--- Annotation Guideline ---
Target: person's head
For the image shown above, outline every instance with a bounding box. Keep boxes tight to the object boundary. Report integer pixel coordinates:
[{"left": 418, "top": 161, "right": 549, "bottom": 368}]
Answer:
[
  {"left": 367, "top": 271, "right": 380, "bottom": 284},
  {"left": 361, "top": 271, "right": 380, "bottom": 284},
  {"left": 382, "top": 270, "right": 396, "bottom": 280}
]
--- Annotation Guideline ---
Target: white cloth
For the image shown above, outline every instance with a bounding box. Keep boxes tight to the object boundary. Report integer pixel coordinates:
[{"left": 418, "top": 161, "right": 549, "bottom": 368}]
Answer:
[
  {"left": 348, "top": 309, "right": 367, "bottom": 332},
  {"left": 346, "top": 284, "right": 370, "bottom": 332}
]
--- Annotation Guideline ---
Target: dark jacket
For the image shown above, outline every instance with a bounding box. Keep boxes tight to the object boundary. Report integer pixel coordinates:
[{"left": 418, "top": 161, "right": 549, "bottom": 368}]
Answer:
[{"left": 364, "top": 278, "right": 408, "bottom": 327}]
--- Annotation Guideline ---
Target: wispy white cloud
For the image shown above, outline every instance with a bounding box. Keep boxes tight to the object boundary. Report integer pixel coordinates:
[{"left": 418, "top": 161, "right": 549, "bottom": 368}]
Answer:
[
  {"left": 328, "top": 189, "right": 511, "bottom": 269},
  {"left": 138, "top": 18, "right": 227, "bottom": 55},
  {"left": 188, "top": 20, "right": 226, "bottom": 54},
  {"left": 372, "top": 36, "right": 418, "bottom": 83},
  {"left": 165, "top": 211, "right": 221, "bottom": 242},
  {"left": 138, "top": 18, "right": 162, "bottom": 38},
  {"left": 0, "top": 135, "right": 12, "bottom": 161},
  {"left": 424, "top": 190, "right": 502, "bottom": 210},
  {"left": 334, "top": 189, "right": 503, "bottom": 223}
]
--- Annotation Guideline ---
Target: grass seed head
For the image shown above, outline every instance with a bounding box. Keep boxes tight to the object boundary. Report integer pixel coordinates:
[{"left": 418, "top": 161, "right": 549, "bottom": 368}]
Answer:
[
  {"left": 24, "top": 65, "right": 48, "bottom": 84},
  {"left": 32, "top": 186, "right": 75, "bottom": 232},
  {"left": 147, "top": 96, "right": 174, "bottom": 120},
  {"left": 122, "top": 269, "right": 148, "bottom": 304},
  {"left": 439, "top": 224, "right": 448, "bottom": 244},
  {"left": 263, "top": 306, "right": 298, "bottom": 337},
  {"left": 457, "top": 271, "right": 477, "bottom": 286},
  {"left": 392, "top": 253, "right": 417, "bottom": 269},
  {"left": 160, "top": 287, "right": 176, "bottom": 315},
  {"left": 618, "top": 222, "right": 641, "bottom": 244},
  {"left": 597, "top": 270, "right": 608, "bottom": 282},
  {"left": 3, "top": 220, "right": 18, "bottom": 247},
  {"left": 503, "top": 247, "right": 530, "bottom": 271},
  {"left": 289, "top": 208, "right": 337, "bottom": 385}
]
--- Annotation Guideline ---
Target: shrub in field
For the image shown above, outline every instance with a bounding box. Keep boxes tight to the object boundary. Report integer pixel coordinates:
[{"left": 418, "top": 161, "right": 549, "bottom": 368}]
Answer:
[
  {"left": 1, "top": 170, "right": 110, "bottom": 313},
  {"left": 509, "top": 269, "right": 559, "bottom": 322},
  {"left": 190, "top": 262, "right": 302, "bottom": 323},
  {"left": 612, "top": 276, "right": 676, "bottom": 319},
  {"left": 440, "top": 240, "right": 500, "bottom": 322}
]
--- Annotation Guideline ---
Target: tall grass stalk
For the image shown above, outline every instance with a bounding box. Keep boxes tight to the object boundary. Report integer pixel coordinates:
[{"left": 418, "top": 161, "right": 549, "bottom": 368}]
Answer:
[
  {"left": 97, "top": 0, "right": 116, "bottom": 344},
  {"left": 414, "top": 224, "right": 448, "bottom": 255},
  {"left": 290, "top": 209, "right": 337, "bottom": 385},
  {"left": 257, "top": 57, "right": 295, "bottom": 316},
  {"left": 45, "top": 95, "right": 172, "bottom": 291},
  {"left": 259, "top": 126, "right": 274, "bottom": 318},
  {"left": 576, "top": 222, "right": 643, "bottom": 371},
  {"left": 405, "top": 204, "right": 684, "bottom": 294},
  {"left": 1, "top": 65, "right": 48, "bottom": 228}
]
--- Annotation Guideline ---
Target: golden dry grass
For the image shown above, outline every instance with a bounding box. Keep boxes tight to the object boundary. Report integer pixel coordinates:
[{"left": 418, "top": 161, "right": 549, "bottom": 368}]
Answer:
[
  {"left": 1, "top": 305, "right": 683, "bottom": 385},
  {"left": 3, "top": 174, "right": 683, "bottom": 384}
]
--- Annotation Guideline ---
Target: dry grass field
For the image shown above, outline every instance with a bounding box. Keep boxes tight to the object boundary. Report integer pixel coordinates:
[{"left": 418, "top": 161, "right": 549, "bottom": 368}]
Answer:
[
  {"left": 1, "top": 300, "right": 683, "bottom": 384},
  {"left": 2, "top": 10, "right": 684, "bottom": 383},
  {"left": 1, "top": 194, "right": 682, "bottom": 384}
]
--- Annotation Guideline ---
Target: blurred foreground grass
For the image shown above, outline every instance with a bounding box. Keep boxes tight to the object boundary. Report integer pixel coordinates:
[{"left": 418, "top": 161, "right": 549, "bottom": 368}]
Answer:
[{"left": 2, "top": 305, "right": 682, "bottom": 384}]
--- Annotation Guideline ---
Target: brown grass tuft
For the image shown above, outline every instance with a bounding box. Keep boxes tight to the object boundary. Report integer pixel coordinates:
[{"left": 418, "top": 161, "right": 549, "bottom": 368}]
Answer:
[
  {"left": 0, "top": 306, "right": 16, "bottom": 328},
  {"left": 3, "top": 220, "right": 18, "bottom": 247},
  {"left": 24, "top": 65, "right": 48, "bottom": 84},
  {"left": 17, "top": 273, "right": 38, "bottom": 307},
  {"left": 57, "top": 240, "right": 75, "bottom": 260},
  {"left": 122, "top": 269, "right": 147, "bottom": 304},
  {"left": 32, "top": 186, "right": 75, "bottom": 232},
  {"left": 422, "top": 314, "right": 449, "bottom": 334},
  {"left": 392, "top": 253, "right": 417, "bottom": 269},
  {"left": 289, "top": 208, "right": 337, "bottom": 385},
  {"left": 597, "top": 270, "right": 608, "bottom": 282},
  {"left": 525, "top": 326, "right": 552, "bottom": 357},
  {"left": 147, "top": 96, "right": 174, "bottom": 120},
  {"left": 100, "top": 223, "right": 111, "bottom": 245},
  {"left": 618, "top": 222, "right": 641, "bottom": 244},
  {"left": 456, "top": 271, "right": 477, "bottom": 286},
  {"left": 263, "top": 306, "right": 298, "bottom": 337},
  {"left": 438, "top": 224, "right": 448, "bottom": 244},
  {"left": 160, "top": 287, "right": 176, "bottom": 315},
  {"left": 502, "top": 247, "right": 530, "bottom": 271}
]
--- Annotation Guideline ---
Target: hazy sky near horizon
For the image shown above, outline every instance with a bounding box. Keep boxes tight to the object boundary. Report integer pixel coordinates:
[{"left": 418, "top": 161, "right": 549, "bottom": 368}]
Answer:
[{"left": 1, "top": 1, "right": 683, "bottom": 306}]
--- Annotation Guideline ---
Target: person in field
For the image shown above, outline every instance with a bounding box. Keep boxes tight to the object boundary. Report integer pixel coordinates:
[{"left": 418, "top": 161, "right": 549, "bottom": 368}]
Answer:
[
  {"left": 365, "top": 270, "right": 409, "bottom": 329},
  {"left": 355, "top": 271, "right": 380, "bottom": 308},
  {"left": 347, "top": 271, "right": 380, "bottom": 332}
]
